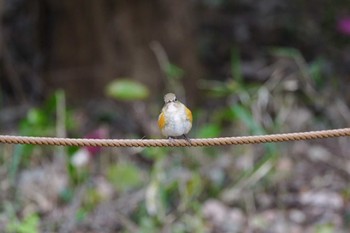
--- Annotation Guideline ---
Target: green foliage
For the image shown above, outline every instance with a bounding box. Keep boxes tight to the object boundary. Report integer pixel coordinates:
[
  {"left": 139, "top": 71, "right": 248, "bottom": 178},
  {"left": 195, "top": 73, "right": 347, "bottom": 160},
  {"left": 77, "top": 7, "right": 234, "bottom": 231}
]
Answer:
[
  {"left": 165, "top": 63, "right": 185, "bottom": 80},
  {"left": 231, "top": 105, "right": 264, "bottom": 134},
  {"left": 269, "top": 47, "right": 302, "bottom": 59},
  {"left": 139, "top": 216, "right": 159, "bottom": 233},
  {"left": 6, "top": 213, "right": 40, "bottom": 233},
  {"left": 20, "top": 101, "right": 55, "bottom": 136},
  {"left": 10, "top": 91, "right": 74, "bottom": 185},
  {"left": 1, "top": 44, "right": 343, "bottom": 233},
  {"left": 269, "top": 46, "right": 329, "bottom": 89},
  {"left": 230, "top": 105, "right": 278, "bottom": 185},
  {"left": 161, "top": 62, "right": 186, "bottom": 99},
  {"left": 75, "top": 208, "right": 88, "bottom": 222},
  {"left": 83, "top": 188, "right": 103, "bottom": 211},
  {"left": 309, "top": 58, "right": 327, "bottom": 87},
  {"left": 142, "top": 147, "right": 169, "bottom": 160},
  {"left": 179, "top": 173, "right": 203, "bottom": 210},
  {"left": 107, "top": 163, "right": 143, "bottom": 192},
  {"left": 66, "top": 148, "right": 91, "bottom": 186},
  {"left": 199, "top": 47, "right": 280, "bottom": 196},
  {"left": 196, "top": 123, "right": 221, "bottom": 138},
  {"left": 231, "top": 47, "right": 242, "bottom": 82},
  {"left": 105, "top": 79, "right": 150, "bottom": 101},
  {"left": 315, "top": 224, "right": 335, "bottom": 233},
  {"left": 59, "top": 187, "right": 74, "bottom": 203},
  {"left": 18, "top": 90, "right": 74, "bottom": 137},
  {"left": 9, "top": 145, "right": 29, "bottom": 185},
  {"left": 142, "top": 156, "right": 204, "bottom": 227}
]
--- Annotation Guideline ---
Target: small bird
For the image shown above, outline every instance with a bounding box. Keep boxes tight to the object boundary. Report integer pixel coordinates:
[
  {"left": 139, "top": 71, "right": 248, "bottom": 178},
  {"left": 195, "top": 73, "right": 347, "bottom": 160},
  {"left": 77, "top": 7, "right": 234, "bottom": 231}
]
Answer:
[{"left": 158, "top": 93, "right": 192, "bottom": 140}]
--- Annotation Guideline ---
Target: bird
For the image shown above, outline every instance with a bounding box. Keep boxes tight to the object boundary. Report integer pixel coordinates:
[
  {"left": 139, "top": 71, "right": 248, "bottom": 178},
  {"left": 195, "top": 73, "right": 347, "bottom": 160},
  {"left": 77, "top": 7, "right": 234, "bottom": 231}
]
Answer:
[{"left": 158, "top": 93, "right": 192, "bottom": 141}]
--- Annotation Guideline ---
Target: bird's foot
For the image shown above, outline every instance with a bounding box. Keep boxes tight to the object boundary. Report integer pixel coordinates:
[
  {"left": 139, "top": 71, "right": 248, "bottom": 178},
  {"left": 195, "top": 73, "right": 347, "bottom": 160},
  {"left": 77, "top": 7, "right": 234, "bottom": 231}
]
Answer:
[{"left": 182, "top": 134, "right": 191, "bottom": 144}]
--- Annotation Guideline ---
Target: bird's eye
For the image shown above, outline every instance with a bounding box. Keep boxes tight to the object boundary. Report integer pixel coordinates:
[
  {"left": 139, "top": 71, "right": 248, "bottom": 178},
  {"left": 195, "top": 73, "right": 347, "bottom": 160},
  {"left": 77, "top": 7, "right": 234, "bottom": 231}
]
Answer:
[{"left": 174, "top": 98, "right": 177, "bottom": 101}]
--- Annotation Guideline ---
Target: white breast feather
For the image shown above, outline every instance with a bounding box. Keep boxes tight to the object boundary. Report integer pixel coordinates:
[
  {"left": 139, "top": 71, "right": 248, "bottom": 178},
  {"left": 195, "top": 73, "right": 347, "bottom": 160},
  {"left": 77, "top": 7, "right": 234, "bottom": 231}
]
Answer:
[{"left": 161, "top": 103, "right": 192, "bottom": 137}]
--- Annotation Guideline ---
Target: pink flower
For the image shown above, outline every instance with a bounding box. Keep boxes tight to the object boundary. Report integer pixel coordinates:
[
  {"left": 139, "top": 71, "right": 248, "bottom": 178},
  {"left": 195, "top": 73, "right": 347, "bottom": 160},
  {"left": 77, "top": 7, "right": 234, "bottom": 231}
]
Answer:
[
  {"left": 337, "top": 17, "right": 350, "bottom": 36},
  {"left": 85, "top": 127, "right": 109, "bottom": 156},
  {"left": 71, "top": 127, "right": 109, "bottom": 168}
]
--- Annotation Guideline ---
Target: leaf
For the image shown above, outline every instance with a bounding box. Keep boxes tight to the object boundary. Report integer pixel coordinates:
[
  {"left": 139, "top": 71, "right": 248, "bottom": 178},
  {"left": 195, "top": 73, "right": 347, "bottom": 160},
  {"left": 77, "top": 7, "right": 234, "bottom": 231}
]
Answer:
[
  {"left": 139, "top": 217, "right": 158, "bottom": 233},
  {"left": 309, "top": 58, "right": 326, "bottom": 87},
  {"left": 196, "top": 124, "right": 221, "bottom": 138},
  {"left": 106, "top": 79, "right": 149, "bottom": 100},
  {"left": 165, "top": 63, "right": 184, "bottom": 80},
  {"left": 225, "top": 105, "right": 278, "bottom": 194},
  {"left": 142, "top": 147, "right": 168, "bottom": 160},
  {"left": 27, "top": 108, "right": 47, "bottom": 125},
  {"left": 269, "top": 47, "right": 302, "bottom": 59},
  {"left": 230, "top": 105, "right": 264, "bottom": 135},
  {"left": 185, "top": 173, "right": 202, "bottom": 199},
  {"left": 7, "top": 213, "right": 40, "bottom": 233},
  {"left": 76, "top": 208, "right": 88, "bottom": 222},
  {"left": 107, "top": 163, "right": 142, "bottom": 192},
  {"left": 315, "top": 224, "right": 335, "bottom": 233},
  {"left": 59, "top": 187, "right": 74, "bottom": 203},
  {"left": 231, "top": 47, "right": 242, "bottom": 83},
  {"left": 198, "top": 80, "right": 231, "bottom": 97}
]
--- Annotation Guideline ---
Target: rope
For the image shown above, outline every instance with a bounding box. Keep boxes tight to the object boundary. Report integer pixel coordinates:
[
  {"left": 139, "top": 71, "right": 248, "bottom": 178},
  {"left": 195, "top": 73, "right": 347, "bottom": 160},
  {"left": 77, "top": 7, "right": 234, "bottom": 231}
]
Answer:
[{"left": 0, "top": 128, "right": 349, "bottom": 147}]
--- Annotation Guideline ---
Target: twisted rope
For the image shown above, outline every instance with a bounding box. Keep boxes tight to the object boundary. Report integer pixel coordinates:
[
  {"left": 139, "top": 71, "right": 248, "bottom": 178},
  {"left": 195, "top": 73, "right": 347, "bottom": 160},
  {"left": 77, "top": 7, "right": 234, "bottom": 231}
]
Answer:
[{"left": 0, "top": 128, "right": 349, "bottom": 147}]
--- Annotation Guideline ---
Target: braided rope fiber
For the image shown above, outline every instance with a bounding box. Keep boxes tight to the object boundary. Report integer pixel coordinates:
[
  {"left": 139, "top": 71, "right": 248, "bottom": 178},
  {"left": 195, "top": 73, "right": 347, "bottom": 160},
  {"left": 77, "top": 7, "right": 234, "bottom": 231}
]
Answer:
[{"left": 0, "top": 128, "right": 349, "bottom": 147}]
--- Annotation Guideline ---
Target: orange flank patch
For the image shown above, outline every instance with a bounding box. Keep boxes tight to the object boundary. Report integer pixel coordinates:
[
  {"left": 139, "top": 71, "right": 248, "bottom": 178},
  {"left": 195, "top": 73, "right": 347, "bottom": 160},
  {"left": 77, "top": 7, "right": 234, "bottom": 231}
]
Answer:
[
  {"left": 158, "top": 112, "right": 166, "bottom": 130},
  {"left": 185, "top": 107, "right": 193, "bottom": 123}
]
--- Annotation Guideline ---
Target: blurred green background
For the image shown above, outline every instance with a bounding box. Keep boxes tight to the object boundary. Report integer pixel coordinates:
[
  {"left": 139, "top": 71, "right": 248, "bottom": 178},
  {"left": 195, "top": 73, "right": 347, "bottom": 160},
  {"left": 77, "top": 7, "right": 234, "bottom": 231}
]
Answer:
[{"left": 1, "top": 0, "right": 350, "bottom": 232}]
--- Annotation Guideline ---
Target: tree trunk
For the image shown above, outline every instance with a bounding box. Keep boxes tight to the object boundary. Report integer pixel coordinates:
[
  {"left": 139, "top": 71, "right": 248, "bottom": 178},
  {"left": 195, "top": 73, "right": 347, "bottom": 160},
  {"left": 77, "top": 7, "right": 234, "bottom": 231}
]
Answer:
[{"left": 1, "top": 0, "right": 202, "bottom": 105}]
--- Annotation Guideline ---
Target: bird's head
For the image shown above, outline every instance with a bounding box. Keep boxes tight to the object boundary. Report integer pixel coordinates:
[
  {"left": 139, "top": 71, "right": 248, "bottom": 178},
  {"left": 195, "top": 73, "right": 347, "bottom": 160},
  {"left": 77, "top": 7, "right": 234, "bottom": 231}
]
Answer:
[{"left": 164, "top": 93, "right": 178, "bottom": 104}]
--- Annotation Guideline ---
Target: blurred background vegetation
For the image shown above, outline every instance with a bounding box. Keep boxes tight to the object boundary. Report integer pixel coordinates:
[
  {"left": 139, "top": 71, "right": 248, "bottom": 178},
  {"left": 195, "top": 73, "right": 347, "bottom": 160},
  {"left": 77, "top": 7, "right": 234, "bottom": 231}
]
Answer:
[{"left": 1, "top": 0, "right": 350, "bottom": 232}]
